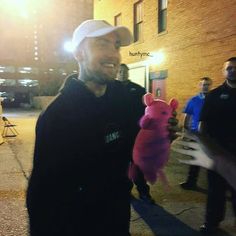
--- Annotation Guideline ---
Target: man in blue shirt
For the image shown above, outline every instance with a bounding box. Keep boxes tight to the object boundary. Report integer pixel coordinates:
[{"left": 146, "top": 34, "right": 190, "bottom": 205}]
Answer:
[{"left": 180, "top": 77, "right": 212, "bottom": 190}]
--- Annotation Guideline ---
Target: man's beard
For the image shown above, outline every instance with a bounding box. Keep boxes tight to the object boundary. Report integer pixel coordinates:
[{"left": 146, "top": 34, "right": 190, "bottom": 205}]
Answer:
[
  {"left": 85, "top": 67, "right": 117, "bottom": 85},
  {"left": 227, "top": 76, "right": 236, "bottom": 84}
]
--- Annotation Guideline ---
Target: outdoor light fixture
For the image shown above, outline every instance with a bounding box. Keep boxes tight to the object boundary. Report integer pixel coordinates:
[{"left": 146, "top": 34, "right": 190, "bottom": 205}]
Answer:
[
  {"left": 63, "top": 41, "right": 74, "bottom": 53},
  {"left": 3, "top": 0, "right": 29, "bottom": 18},
  {"left": 146, "top": 50, "right": 165, "bottom": 66},
  {"left": 0, "top": 79, "right": 6, "bottom": 84}
]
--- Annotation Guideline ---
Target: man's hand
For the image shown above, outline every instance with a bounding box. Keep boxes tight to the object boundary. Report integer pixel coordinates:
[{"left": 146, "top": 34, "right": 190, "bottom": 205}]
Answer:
[
  {"left": 168, "top": 111, "right": 180, "bottom": 142},
  {"left": 171, "top": 131, "right": 214, "bottom": 169}
]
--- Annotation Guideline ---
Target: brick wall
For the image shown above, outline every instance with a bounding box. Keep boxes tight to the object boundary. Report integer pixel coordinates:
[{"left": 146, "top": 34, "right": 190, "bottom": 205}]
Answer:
[{"left": 94, "top": 0, "right": 236, "bottom": 113}]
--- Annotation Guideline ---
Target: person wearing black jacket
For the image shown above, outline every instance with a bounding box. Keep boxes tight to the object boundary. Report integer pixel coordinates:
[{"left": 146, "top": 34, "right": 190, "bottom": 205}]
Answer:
[
  {"left": 199, "top": 57, "right": 236, "bottom": 234},
  {"left": 118, "top": 64, "right": 155, "bottom": 204},
  {"left": 26, "top": 20, "right": 177, "bottom": 236}
]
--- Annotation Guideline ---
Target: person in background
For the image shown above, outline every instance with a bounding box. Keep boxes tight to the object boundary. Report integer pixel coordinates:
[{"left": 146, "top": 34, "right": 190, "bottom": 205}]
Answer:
[
  {"left": 199, "top": 57, "right": 236, "bottom": 234},
  {"left": 118, "top": 63, "right": 155, "bottom": 204},
  {"left": 180, "top": 77, "right": 212, "bottom": 190}
]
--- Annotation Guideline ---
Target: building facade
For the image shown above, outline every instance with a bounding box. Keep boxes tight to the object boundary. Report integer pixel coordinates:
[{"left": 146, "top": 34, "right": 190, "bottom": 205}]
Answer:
[
  {"left": 94, "top": 0, "right": 236, "bottom": 110},
  {"left": 0, "top": 0, "right": 93, "bottom": 107}
]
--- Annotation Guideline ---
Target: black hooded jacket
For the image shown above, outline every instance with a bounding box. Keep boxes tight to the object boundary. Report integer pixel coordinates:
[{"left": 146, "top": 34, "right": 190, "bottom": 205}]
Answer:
[{"left": 26, "top": 75, "right": 138, "bottom": 234}]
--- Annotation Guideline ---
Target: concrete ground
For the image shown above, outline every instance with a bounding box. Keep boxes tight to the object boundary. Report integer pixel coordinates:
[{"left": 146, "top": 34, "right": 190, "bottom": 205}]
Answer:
[{"left": 0, "top": 108, "right": 235, "bottom": 236}]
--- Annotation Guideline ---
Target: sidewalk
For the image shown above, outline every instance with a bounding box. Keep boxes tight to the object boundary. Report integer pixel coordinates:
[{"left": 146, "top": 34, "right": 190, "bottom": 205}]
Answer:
[
  {"left": 0, "top": 141, "right": 28, "bottom": 236},
  {"left": 0, "top": 109, "right": 235, "bottom": 236}
]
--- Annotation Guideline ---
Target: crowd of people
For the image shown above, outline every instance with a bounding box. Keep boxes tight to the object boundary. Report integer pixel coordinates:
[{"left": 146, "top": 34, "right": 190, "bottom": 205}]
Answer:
[
  {"left": 26, "top": 19, "right": 236, "bottom": 235},
  {"left": 173, "top": 57, "right": 236, "bottom": 234}
]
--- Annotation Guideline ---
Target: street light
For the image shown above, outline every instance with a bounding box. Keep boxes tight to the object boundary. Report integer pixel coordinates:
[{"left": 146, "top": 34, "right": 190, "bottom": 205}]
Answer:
[
  {"left": 146, "top": 50, "right": 165, "bottom": 66},
  {"left": 2, "top": 0, "right": 48, "bottom": 18},
  {"left": 4, "top": 0, "right": 28, "bottom": 8},
  {"left": 63, "top": 41, "right": 74, "bottom": 53},
  {"left": 2, "top": 0, "right": 29, "bottom": 18}
]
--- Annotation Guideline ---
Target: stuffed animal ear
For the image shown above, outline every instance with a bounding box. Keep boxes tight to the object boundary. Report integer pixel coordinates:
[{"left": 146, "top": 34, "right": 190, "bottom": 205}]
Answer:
[
  {"left": 169, "top": 98, "right": 178, "bottom": 110},
  {"left": 143, "top": 93, "right": 154, "bottom": 106}
]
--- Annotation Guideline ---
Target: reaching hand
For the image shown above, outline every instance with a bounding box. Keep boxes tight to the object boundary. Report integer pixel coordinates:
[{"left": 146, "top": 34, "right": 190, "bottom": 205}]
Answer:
[{"left": 171, "top": 131, "right": 214, "bottom": 169}]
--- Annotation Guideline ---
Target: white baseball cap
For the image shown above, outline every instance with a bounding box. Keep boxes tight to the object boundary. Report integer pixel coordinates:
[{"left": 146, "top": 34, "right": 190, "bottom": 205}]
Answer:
[{"left": 72, "top": 19, "right": 133, "bottom": 51}]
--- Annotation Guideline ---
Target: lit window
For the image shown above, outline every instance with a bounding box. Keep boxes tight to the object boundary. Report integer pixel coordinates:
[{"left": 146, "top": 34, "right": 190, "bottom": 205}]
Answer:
[
  {"left": 158, "top": 0, "right": 167, "bottom": 33},
  {"left": 19, "top": 70, "right": 29, "bottom": 74},
  {"left": 18, "top": 79, "right": 39, "bottom": 87},
  {"left": 134, "top": 1, "right": 143, "bottom": 42},
  {"left": 0, "top": 79, "right": 16, "bottom": 86},
  {"left": 22, "top": 67, "right": 32, "bottom": 71},
  {"left": 2, "top": 66, "right": 15, "bottom": 73}
]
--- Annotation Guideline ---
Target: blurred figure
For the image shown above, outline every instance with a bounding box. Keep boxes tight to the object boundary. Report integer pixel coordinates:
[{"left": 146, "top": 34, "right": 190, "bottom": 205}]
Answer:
[
  {"left": 118, "top": 64, "right": 155, "bottom": 204},
  {"left": 180, "top": 77, "right": 212, "bottom": 190}
]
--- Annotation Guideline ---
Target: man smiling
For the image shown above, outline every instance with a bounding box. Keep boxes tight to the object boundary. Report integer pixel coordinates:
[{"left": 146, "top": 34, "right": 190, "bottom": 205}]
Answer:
[{"left": 26, "top": 20, "right": 177, "bottom": 236}]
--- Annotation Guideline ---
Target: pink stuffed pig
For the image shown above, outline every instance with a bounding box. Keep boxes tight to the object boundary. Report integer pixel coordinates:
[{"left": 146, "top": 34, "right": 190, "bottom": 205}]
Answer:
[{"left": 129, "top": 93, "right": 178, "bottom": 185}]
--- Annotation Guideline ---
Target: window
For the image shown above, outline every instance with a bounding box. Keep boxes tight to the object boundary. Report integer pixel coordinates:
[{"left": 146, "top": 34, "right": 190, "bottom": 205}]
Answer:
[
  {"left": 134, "top": 1, "right": 143, "bottom": 42},
  {"left": 114, "top": 13, "right": 122, "bottom": 26},
  {"left": 158, "top": 0, "right": 167, "bottom": 33}
]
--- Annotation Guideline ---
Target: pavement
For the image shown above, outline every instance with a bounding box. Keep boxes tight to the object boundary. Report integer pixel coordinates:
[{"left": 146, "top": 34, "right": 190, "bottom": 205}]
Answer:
[{"left": 0, "top": 108, "right": 235, "bottom": 236}]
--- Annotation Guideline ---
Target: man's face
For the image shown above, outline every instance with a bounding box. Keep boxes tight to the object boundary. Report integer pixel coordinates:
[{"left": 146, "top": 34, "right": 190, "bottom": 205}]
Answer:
[
  {"left": 200, "top": 80, "right": 212, "bottom": 94},
  {"left": 223, "top": 61, "right": 236, "bottom": 84},
  {"left": 78, "top": 32, "right": 121, "bottom": 84},
  {"left": 117, "top": 66, "right": 129, "bottom": 82}
]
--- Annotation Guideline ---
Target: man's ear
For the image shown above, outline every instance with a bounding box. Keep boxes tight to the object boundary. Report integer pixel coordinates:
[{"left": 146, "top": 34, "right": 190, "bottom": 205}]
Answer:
[
  {"left": 199, "top": 81, "right": 203, "bottom": 88},
  {"left": 73, "top": 49, "right": 84, "bottom": 61}
]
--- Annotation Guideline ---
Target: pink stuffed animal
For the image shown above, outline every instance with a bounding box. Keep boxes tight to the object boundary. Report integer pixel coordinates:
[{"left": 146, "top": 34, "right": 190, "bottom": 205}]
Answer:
[{"left": 129, "top": 93, "right": 178, "bottom": 185}]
